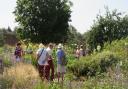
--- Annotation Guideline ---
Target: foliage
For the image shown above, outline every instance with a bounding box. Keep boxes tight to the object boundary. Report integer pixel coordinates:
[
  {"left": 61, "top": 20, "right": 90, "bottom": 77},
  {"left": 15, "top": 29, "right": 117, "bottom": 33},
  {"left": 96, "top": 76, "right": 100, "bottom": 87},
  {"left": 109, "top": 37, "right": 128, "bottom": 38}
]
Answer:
[
  {"left": 104, "top": 37, "right": 128, "bottom": 71},
  {"left": 3, "top": 58, "right": 12, "bottom": 67},
  {"left": 83, "top": 70, "right": 128, "bottom": 89},
  {"left": 0, "top": 63, "right": 67, "bottom": 89},
  {"left": 14, "top": 0, "right": 72, "bottom": 43},
  {"left": 0, "top": 75, "right": 13, "bottom": 89},
  {"left": 67, "top": 51, "right": 119, "bottom": 77},
  {"left": 84, "top": 7, "right": 128, "bottom": 50},
  {"left": 0, "top": 38, "right": 128, "bottom": 88},
  {"left": 0, "top": 28, "right": 18, "bottom": 46},
  {"left": 67, "top": 25, "right": 84, "bottom": 45},
  {"left": 0, "top": 47, "right": 4, "bottom": 54},
  {"left": 68, "top": 37, "right": 128, "bottom": 77},
  {"left": 0, "top": 28, "right": 7, "bottom": 46},
  {"left": 0, "top": 46, "right": 12, "bottom": 67}
]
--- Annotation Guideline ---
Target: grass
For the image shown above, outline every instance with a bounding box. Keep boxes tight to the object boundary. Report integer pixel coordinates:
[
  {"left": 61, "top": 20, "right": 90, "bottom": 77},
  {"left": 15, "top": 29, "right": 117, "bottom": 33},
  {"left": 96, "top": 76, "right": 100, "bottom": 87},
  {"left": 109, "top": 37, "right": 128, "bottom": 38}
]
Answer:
[
  {"left": 0, "top": 63, "right": 40, "bottom": 89},
  {"left": 0, "top": 38, "right": 128, "bottom": 89},
  {"left": 83, "top": 68, "right": 128, "bottom": 89}
]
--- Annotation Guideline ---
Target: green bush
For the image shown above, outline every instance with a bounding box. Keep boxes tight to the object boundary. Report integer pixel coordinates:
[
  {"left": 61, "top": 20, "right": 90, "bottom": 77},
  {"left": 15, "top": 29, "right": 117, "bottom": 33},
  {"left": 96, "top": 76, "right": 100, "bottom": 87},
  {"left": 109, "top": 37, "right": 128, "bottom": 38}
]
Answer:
[
  {"left": 67, "top": 51, "right": 119, "bottom": 77},
  {"left": 68, "top": 38, "right": 128, "bottom": 77},
  {"left": 104, "top": 37, "right": 128, "bottom": 71}
]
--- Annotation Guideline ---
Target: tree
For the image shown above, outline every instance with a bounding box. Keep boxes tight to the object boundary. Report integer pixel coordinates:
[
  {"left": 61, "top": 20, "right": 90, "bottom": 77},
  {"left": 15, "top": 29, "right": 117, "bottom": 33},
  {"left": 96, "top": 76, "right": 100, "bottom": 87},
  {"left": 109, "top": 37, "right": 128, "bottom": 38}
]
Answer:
[
  {"left": 14, "top": 0, "right": 71, "bottom": 43},
  {"left": 0, "top": 28, "right": 18, "bottom": 46},
  {"left": 67, "top": 25, "right": 83, "bottom": 45},
  {"left": 7, "top": 26, "right": 12, "bottom": 32},
  {"left": 84, "top": 8, "right": 128, "bottom": 50}
]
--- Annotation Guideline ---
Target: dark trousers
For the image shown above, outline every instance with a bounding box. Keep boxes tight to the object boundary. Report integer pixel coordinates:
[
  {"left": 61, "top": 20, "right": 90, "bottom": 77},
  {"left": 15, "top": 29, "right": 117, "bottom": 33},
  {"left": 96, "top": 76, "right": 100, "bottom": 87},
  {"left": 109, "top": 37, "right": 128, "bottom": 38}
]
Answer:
[
  {"left": 37, "top": 64, "right": 44, "bottom": 80},
  {"left": 48, "top": 60, "right": 54, "bottom": 81},
  {"left": 38, "top": 64, "right": 50, "bottom": 80},
  {"left": 37, "top": 60, "right": 54, "bottom": 81},
  {"left": 44, "top": 65, "right": 50, "bottom": 80}
]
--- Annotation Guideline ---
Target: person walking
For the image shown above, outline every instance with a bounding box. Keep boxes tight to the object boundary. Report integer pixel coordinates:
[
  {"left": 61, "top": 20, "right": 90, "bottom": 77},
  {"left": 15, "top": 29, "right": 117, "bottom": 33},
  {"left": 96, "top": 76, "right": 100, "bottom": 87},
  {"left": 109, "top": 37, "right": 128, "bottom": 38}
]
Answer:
[
  {"left": 36, "top": 43, "right": 49, "bottom": 81},
  {"left": 46, "top": 43, "right": 54, "bottom": 81},
  {"left": 56, "top": 44, "right": 66, "bottom": 83}
]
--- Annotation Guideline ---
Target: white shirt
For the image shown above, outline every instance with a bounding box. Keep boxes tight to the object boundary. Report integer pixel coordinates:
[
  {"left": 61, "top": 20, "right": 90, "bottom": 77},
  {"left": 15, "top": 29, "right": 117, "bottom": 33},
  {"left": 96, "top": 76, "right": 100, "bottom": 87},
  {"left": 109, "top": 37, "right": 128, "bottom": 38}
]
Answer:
[
  {"left": 36, "top": 48, "right": 48, "bottom": 65},
  {"left": 46, "top": 47, "right": 53, "bottom": 60},
  {"left": 46, "top": 47, "right": 53, "bottom": 55}
]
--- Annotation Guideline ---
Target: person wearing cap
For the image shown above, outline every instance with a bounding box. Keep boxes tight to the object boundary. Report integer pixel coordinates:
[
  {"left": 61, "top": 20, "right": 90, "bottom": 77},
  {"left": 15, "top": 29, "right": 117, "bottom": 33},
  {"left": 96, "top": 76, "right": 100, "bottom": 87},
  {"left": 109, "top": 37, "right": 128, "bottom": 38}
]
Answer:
[
  {"left": 46, "top": 43, "right": 54, "bottom": 81},
  {"left": 36, "top": 43, "right": 49, "bottom": 81},
  {"left": 56, "top": 43, "right": 66, "bottom": 83}
]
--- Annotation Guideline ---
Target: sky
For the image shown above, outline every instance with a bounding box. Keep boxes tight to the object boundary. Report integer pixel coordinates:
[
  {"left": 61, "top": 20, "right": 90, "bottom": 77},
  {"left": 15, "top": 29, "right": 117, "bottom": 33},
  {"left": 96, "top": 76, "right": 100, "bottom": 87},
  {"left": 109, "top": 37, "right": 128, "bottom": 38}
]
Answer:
[{"left": 0, "top": 0, "right": 128, "bottom": 33}]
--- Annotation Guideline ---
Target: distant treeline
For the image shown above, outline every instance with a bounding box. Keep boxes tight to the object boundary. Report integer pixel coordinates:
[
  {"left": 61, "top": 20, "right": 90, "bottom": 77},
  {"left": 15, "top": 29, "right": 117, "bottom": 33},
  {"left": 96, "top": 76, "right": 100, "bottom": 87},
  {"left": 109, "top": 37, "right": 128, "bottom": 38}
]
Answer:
[{"left": 0, "top": 27, "right": 18, "bottom": 46}]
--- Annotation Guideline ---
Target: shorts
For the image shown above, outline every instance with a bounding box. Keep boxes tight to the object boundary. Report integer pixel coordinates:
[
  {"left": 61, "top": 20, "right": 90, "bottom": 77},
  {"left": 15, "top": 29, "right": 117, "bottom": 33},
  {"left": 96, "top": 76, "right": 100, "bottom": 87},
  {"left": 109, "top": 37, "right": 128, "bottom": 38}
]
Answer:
[{"left": 57, "top": 64, "right": 66, "bottom": 73}]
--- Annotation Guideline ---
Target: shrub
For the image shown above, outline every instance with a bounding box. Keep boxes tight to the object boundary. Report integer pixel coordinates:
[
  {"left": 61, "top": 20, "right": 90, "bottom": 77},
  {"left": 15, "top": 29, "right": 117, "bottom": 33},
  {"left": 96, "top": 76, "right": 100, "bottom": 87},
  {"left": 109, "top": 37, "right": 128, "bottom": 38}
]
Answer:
[
  {"left": 67, "top": 51, "right": 119, "bottom": 77},
  {"left": 104, "top": 37, "right": 128, "bottom": 71},
  {"left": 68, "top": 38, "right": 128, "bottom": 77}
]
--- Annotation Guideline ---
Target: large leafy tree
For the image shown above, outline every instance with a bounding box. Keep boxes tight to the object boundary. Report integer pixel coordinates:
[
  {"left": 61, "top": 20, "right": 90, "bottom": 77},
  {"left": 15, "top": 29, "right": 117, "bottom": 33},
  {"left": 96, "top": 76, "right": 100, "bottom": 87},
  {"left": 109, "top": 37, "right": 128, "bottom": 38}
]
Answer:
[
  {"left": 14, "top": 0, "right": 71, "bottom": 43},
  {"left": 84, "top": 8, "right": 128, "bottom": 50}
]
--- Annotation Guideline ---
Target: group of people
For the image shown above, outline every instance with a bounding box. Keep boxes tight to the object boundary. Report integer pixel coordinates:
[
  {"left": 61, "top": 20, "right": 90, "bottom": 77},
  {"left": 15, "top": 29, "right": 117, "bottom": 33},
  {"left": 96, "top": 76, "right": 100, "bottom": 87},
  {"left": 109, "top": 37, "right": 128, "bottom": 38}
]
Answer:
[
  {"left": 75, "top": 45, "right": 86, "bottom": 59},
  {"left": 14, "top": 42, "right": 66, "bottom": 83}
]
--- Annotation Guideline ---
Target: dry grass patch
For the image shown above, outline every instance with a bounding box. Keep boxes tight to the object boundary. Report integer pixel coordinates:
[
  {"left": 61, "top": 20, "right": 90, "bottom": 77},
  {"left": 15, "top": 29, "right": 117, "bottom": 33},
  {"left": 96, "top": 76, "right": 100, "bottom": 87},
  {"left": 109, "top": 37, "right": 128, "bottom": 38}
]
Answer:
[{"left": 1, "top": 63, "right": 41, "bottom": 89}]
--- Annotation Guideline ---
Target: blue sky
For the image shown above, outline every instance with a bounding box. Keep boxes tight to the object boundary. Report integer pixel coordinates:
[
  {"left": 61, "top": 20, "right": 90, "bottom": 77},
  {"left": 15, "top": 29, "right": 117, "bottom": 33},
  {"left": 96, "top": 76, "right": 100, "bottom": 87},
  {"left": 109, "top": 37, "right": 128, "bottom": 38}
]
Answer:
[{"left": 0, "top": 0, "right": 128, "bottom": 33}]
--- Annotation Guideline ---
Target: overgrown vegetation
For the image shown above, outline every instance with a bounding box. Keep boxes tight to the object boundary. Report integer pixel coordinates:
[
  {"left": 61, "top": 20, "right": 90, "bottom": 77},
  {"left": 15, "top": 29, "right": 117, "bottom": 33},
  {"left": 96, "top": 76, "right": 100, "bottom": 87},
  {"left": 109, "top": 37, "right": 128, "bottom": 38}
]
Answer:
[
  {"left": 83, "top": 7, "right": 128, "bottom": 50},
  {"left": 0, "top": 37, "right": 128, "bottom": 89},
  {"left": 68, "top": 38, "right": 128, "bottom": 77},
  {"left": 0, "top": 3, "right": 128, "bottom": 88}
]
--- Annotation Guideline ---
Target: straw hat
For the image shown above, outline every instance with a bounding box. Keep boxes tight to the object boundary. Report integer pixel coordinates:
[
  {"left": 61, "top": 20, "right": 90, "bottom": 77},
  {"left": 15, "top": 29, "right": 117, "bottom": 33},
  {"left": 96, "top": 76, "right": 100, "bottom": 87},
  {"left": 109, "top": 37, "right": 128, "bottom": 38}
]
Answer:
[
  {"left": 39, "top": 43, "right": 44, "bottom": 48},
  {"left": 57, "top": 43, "right": 63, "bottom": 48}
]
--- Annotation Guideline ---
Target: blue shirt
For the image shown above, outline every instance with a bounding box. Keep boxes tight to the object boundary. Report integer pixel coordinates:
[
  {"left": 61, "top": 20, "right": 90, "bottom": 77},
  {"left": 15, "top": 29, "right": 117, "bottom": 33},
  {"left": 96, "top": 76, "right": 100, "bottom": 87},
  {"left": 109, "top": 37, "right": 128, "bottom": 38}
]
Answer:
[{"left": 57, "top": 49, "right": 65, "bottom": 64}]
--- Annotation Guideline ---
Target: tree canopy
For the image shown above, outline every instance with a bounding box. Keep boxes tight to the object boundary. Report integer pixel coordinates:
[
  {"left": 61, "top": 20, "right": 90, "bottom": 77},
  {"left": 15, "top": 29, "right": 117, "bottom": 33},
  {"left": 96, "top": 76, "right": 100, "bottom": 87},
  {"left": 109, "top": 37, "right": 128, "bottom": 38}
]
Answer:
[
  {"left": 84, "top": 8, "right": 128, "bottom": 50},
  {"left": 14, "top": 0, "right": 71, "bottom": 43}
]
